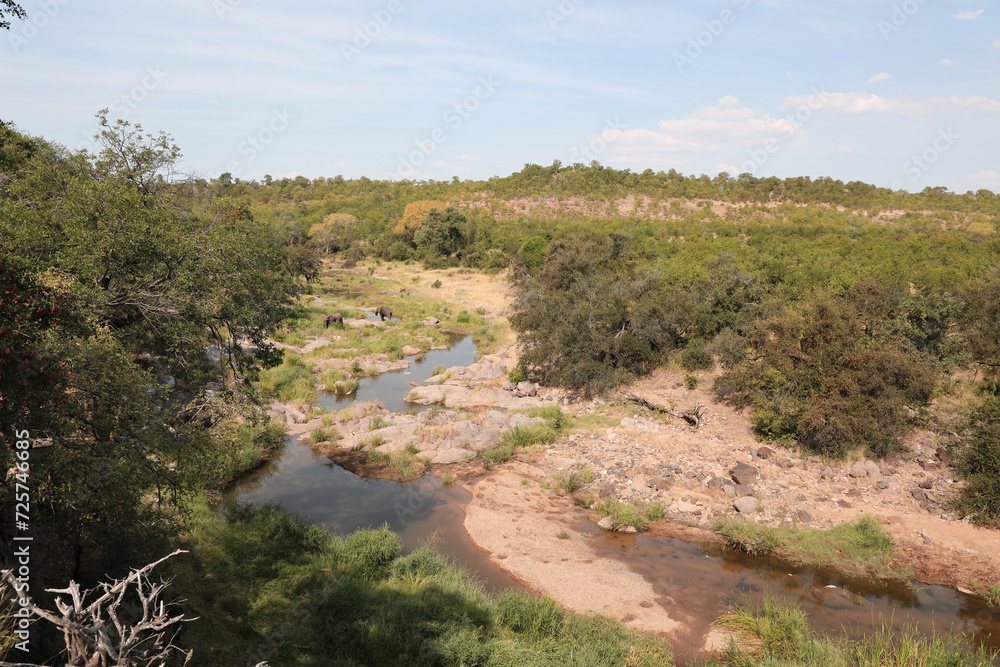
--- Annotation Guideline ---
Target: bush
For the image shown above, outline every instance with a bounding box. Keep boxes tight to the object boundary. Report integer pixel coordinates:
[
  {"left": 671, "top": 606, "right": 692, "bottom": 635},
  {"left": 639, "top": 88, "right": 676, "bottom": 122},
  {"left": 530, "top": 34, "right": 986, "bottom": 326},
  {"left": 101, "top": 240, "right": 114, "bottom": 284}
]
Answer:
[
  {"left": 681, "top": 340, "right": 714, "bottom": 371},
  {"left": 342, "top": 525, "right": 400, "bottom": 579},
  {"left": 388, "top": 241, "right": 413, "bottom": 261},
  {"left": 432, "top": 279, "right": 442, "bottom": 288},
  {"left": 456, "top": 310, "right": 471, "bottom": 323},
  {"left": 716, "top": 296, "right": 936, "bottom": 459},
  {"left": 953, "top": 396, "right": 1000, "bottom": 528},
  {"left": 684, "top": 374, "right": 699, "bottom": 390}
]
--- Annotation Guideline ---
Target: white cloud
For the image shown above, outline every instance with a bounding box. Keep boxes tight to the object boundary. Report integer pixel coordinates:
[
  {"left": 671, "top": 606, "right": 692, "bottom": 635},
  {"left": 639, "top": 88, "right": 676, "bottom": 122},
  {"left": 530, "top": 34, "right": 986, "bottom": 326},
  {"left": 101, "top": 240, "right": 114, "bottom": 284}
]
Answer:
[
  {"left": 994, "top": 39, "right": 1000, "bottom": 48},
  {"left": 838, "top": 145, "right": 852, "bottom": 153},
  {"left": 951, "top": 9, "right": 984, "bottom": 20},
  {"left": 783, "top": 91, "right": 900, "bottom": 115},
  {"left": 598, "top": 96, "right": 804, "bottom": 163},
  {"left": 957, "top": 170, "right": 1000, "bottom": 192},
  {"left": 456, "top": 154, "right": 482, "bottom": 161},
  {"left": 866, "top": 72, "right": 891, "bottom": 84},
  {"left": 940, "top": 58, "right": 956, "bottom": 66},
  {"left": 782, "top": 91, "right": 1000, "bottom": 118}
]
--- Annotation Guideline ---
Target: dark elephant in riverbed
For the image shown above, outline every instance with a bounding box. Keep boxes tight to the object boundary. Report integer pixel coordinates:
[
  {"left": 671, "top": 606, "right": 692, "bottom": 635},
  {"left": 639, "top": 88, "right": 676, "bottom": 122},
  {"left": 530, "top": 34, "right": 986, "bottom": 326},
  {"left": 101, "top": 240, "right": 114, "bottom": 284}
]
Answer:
[
  {"left": 324, "top": 313, "right": 344, "bottom": 328},
  {"left": 375, "top": 306, "right": 392, "bottom": 321}
]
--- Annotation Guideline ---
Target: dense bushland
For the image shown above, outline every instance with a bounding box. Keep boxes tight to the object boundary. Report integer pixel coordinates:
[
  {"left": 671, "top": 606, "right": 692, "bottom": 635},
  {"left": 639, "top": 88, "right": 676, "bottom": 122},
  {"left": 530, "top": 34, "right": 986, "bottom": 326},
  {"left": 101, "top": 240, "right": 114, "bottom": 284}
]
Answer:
[{"left": 172, "top": 502, "right": 676, "bottom": 666}]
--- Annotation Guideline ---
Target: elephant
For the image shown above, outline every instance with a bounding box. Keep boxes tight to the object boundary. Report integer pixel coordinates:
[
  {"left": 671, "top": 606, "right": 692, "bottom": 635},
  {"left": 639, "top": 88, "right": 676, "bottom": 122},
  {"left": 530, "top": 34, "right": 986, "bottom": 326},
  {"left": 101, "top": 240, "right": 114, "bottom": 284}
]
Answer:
[
  {"left": 324, "top": 313, "right": 344, "bottom": 328},
  {"left": 375, "top": 306, "right": 393, "bottom": 321}
]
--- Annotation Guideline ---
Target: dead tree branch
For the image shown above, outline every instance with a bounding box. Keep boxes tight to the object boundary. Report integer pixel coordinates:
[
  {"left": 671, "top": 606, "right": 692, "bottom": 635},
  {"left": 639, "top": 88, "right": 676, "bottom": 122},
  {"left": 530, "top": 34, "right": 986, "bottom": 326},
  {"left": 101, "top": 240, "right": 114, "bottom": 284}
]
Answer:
[
  {"left": 1, "top": 550, "right": 192, "bottom": 667},
  {"left": 621, "top": 391, "right": 705, "bottom": 429}
]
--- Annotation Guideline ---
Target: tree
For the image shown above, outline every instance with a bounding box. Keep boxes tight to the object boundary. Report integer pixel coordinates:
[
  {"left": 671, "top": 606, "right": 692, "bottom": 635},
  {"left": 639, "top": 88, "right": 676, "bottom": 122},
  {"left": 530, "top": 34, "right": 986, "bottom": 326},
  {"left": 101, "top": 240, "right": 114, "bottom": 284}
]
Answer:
[
  {"left": 0, "top": 1, "right": 25, "bottom": 30},
  {"left": 413, "top": 206, "right": 466, "bottom": 257}
]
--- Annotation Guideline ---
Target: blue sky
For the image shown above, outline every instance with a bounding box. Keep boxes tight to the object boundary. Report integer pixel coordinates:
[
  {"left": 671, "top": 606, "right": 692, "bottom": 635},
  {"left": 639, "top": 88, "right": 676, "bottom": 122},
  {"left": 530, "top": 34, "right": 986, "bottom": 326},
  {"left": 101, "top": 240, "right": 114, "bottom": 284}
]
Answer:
[{"left": 2, "top": 0, "right": 998, "bottom": 192}]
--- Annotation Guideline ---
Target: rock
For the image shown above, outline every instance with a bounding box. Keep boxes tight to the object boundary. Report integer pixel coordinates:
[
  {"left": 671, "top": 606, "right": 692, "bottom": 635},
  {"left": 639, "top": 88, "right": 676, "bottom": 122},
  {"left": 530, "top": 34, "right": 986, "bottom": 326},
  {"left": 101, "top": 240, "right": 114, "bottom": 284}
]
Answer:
[
  {"left": 284, "top": 406, "right": 307, "bottom": 424},
  {"left": 911, "top": 488, "right": 927, "bottom": 501},
  {"left": 918, "top": 459, "right": 938, "bottom": 472},
  {"left": 793, "top": 509, "right": 812, "bottom": 523},
  {"left": 706, "top": 477, "right": 728, "bottom": 491},
  {"left": 918, "top": 479, "right": 934, "bottom": 490},
  {"left": 431, "top": 448, "right": 474, "bottom": 464},
  {"left": 821, "top": 467, "right": 836, "bottom": 479},
  {"left": 597, "top": 517, "right": 615, "bottom": 531},
  {"left": 956, "top": 585, "right": 975, "bottom": 595},
  {"left": 160, "top": 375, "right": 176, "bottom": 388},
  {"left": 837, "top": 499, "right": 853, "bottom": 509},
  {"left": 502, "top": 380, "right": 516, "bottom": 392},
  {"left": 734, "top": 484, "right": 756, "bottom": 498},
  {"left": 401, "top": 345, "right": 423, "bottom": 356},
  {"left": 849, "top": 461, "right": 869, "bottom": 478},
  {"left": 723, "top": 484, "right": 737, "bottom": 498},
  {"left": 516, "top": 381, "right": 538, "bottom": 397},
  {"left": 729, "top": 462, "right": 759, "bottom": 486},
  {"left": 733, "top": 497, "right": 760, "bottom": 514},
  {"left": 846, "top": 489, "right": 863, "bottom": 498},
  {"left": 677, "top": 501, "right": 700, "bottom": 514},
  {"left": 935, "top": 447, "right": 952, "bottom": 465},
  {"left": 876, "top": 480, "right": 890, "bottom": 490},
  {"left": 757, "top": 446, "right": 774, "bottom": 460},
  {"left": 864, "top": 460, "right": 883, "bottom": 483},
  {"left": 598, "top": 483, "right": 616, "bottom": 499},
  {"left": 423, "top": 317, "right": 441, "bottom": 326}
]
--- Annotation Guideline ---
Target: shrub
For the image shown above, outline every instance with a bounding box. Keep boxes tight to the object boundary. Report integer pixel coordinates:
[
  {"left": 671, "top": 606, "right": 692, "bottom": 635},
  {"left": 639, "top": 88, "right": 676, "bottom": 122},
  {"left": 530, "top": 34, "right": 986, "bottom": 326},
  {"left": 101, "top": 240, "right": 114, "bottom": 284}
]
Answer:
[
  {"left": 953, "top": 396, "right": 1000, "bottom": 528},
  {"left": 456, "top": 310, "right": 471, "bottom": 323},
  {"left": 681, "top": 340, "right": 715, "bottom": 371},
  {"left": 369, "top": 415, "right": 390, "bottom": 431},
  {"left": 684, "top": 374, "right": 699, "bottom": 390},
  {"left": 716, "top": 296, "right": 936, "bottom": 459},
  {"left": 596, "top": 499, "right": 650, "bottom": 531},
  {"left": 432, "top": 279, "right": 442, "bottom": 288}
]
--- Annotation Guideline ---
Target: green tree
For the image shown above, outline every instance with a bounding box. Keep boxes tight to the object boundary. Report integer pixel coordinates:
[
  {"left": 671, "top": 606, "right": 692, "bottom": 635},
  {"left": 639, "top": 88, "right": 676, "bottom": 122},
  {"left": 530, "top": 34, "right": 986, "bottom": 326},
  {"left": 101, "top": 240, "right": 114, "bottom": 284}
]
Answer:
[
  {"left": 414, "top": 206, "right": 466, "bottom": 257},
  {"left": 953, "top": 396, "right": 1000, "bottom": 528}
]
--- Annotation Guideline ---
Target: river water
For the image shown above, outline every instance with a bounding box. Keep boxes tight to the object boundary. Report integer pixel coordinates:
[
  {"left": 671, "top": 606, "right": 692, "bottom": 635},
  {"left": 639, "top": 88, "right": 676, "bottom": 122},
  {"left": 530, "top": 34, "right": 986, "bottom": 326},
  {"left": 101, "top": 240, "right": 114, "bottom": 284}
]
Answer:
[{"left": 223, "top": 336, "right": 999, "bottom": 663}]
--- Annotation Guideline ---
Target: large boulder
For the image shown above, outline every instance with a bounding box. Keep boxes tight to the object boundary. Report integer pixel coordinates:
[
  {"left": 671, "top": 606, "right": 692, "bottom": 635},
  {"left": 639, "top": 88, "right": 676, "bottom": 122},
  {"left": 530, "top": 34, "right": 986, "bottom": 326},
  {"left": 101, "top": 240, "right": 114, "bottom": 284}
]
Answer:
[
  {"left": 849, "top": 461, "right": 869, "bottom": 478},
  {"left": 733, "top": 497, "right": 760, "bottom": 514},
  {"left": 729, "top": 463, "right": 759, "bottom": 486}
]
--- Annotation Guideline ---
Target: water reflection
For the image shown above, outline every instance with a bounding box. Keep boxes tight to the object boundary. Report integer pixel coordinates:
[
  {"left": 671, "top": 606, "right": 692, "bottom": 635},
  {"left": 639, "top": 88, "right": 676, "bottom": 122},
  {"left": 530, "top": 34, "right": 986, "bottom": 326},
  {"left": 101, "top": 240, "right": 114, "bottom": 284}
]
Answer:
[
  {"left": 318, "top": 334, "right": 477, "bottom": 414},
  {"left": 586, "top": 528, "right": 999, "bottom": 662}
]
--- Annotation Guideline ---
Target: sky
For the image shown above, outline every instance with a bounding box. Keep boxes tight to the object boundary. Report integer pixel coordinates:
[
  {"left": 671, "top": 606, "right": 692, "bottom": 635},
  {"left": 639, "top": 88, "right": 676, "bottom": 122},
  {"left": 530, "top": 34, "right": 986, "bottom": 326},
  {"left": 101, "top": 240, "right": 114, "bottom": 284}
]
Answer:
[{"left": 2, "top": 0, "right": 998, "bottom": 192}]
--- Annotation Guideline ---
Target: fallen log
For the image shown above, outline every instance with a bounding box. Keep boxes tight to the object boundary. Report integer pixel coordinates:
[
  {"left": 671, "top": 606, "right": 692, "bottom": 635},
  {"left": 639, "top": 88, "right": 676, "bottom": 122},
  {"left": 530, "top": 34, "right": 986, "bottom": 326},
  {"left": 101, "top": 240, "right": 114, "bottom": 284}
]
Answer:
[{"left": 621, "top": 391, "right": 704, "bottom": 429}]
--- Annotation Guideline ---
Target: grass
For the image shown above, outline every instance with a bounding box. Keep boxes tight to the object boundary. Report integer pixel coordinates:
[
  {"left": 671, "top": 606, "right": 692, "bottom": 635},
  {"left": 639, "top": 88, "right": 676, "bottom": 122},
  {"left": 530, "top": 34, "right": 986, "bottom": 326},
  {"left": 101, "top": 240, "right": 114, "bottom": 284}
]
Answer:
[
  {"left": 713, "top": 517, "right": 781, "bottom": 557},
  {"left": 171, "top": 500, "right": 676, "bottom": 666},
  {"left": 969, "top": 580, "right": 1000, "bottom": 607},
  {"left": 256, "top": 354, "right": 316, "bottom": 402},
  {"left": 711, "top": 514, "right": 901, "bottom": 577},
  {"left": 554, "top": 471, "right": 583, "bottom": 493},
  {"left": 595, "top": 498, "right": 651, "bottom": 531},
  {"left": 709, "top": 596, "right": 997, "bottom": 667},
  {"left": 369, "top": 415, "right": 391, "bottom": 431},
  {"left": 358, "top": 434, "right": 386, "bottom": 449}
]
